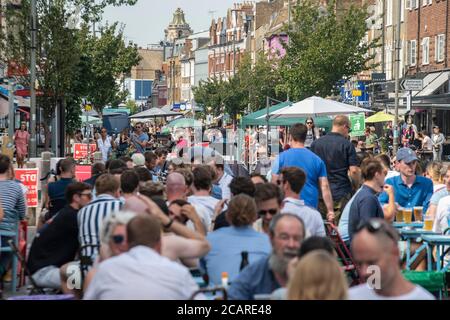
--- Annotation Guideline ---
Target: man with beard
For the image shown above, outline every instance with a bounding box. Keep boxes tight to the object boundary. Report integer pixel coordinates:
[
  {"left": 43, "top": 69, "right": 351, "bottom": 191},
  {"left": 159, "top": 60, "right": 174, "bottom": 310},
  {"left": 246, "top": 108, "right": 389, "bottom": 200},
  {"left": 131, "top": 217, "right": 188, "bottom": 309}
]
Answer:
[{"left": 227, "top": 214, "right": 305, "bottom": 300}]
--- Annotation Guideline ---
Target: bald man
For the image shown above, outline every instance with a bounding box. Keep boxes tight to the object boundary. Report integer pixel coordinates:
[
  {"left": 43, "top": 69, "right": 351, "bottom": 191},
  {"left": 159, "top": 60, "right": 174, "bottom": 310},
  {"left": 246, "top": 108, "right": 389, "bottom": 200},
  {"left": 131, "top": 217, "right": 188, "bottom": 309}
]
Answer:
[
  {"left": 349, "top": 219, "right": 434, "bottom": 300},
  {"left": 166, "top": 172, "right": 189, "bottom": 202},
  {"left": 311, "top": 115, "right": 360, "bottom": 223},
  {"left": 166, "top": 172, "right": 211, "bottom": 233}
]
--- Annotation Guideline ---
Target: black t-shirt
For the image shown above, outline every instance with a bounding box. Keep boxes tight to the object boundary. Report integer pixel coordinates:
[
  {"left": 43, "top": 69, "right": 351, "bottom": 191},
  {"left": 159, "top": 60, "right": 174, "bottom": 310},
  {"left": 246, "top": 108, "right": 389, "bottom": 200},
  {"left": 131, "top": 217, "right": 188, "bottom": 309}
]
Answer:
[
  {"left": 310, "top": 132, "right": 358, "bottom": 201},
  {"left": 213, "top": 210, "right": 230, "bottom": 231},
  {"left": 28, "top": 205, "right": 80, "bottom": 275}
]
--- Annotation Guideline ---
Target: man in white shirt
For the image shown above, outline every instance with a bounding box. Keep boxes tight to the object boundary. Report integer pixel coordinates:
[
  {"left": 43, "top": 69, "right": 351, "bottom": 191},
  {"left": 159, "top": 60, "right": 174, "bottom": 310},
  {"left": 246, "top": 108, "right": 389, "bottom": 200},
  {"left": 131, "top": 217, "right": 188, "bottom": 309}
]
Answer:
[
  {"left": 188, "top": 166, "right": 219, "bottom": 220},
  {"left": 207, "top": 156, "right": 233, "bottom": 200},
  {"left": 279, "top": 167, "right": 325, "bottom": 237},
  {"left": 349, "top": 219, "right": 435, "bottom": 300},
  {"left": 84, "top": 214, "right": 203, "bottom": 300}
]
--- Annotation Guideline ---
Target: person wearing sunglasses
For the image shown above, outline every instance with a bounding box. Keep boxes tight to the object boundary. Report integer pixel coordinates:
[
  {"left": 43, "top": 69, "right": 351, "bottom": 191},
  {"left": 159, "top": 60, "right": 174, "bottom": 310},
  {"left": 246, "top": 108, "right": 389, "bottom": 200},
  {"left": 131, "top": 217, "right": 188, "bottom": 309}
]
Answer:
[
  {"left": 82, "top": 210, "right": 136, "bottom": 293},
  {"left": 349, "top": 219, "right": 434, "bottom": 300},
  {"left": 97, "top": 127, "right": 116, "bottom": 163},
  {"left": 253, "top": 183, "right": 283, "bottom": 234},
  {"left": 28, "top": 182, "right": 92, "bottom": 293},
  {"left": 310, "top": 115, "right": 360, "bottom": 224},
  {"left": 304, "top": 118, "right": 320, "bottom": 148},
  {"left": 131, "top": 122, "right": 149, "bottom": 154}
]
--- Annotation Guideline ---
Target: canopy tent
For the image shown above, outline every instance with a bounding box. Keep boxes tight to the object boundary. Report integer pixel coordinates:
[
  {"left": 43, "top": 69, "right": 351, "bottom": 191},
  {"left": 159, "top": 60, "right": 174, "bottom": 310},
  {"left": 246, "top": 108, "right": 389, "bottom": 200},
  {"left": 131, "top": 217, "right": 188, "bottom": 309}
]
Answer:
[
  {"left": 129, "top": 107, "right": 180, "bottom": 119},
  {"left": 80, "top": 115, "right": 102, "bottom": 125},
  {"left": 365, "top": 111, "right": 395, "bottom": 123},
  {"left": 165, "top": 117, "right": 203, "bottom": 128},
  {"left": 241, "top": 101, "right": 332, "bottom": 130},
  {"left": 258, "top": 96, "right": 373, "bottom": 119}
]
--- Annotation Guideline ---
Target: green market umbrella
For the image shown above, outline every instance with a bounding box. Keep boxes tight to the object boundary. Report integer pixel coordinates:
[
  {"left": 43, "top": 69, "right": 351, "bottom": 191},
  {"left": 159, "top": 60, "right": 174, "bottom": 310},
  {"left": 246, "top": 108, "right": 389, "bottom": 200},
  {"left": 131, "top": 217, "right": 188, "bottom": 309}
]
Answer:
[{"left": 166, "top": 117, "right": 203, "bottom": 128}]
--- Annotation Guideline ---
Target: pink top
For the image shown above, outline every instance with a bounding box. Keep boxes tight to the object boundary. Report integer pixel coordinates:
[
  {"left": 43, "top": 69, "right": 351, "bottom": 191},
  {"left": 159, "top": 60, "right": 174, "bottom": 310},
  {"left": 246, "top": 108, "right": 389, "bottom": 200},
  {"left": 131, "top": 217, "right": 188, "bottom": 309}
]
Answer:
[{"left": 15, "top": 130, "right": 30, "bottom": 156}]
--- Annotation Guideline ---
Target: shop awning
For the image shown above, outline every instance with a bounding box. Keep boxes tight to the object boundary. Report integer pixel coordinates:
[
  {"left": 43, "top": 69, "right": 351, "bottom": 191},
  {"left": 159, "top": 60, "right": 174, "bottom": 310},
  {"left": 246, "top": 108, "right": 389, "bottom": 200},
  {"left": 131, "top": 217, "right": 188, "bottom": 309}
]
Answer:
[{"left": 414, "top": 71, "right": 450, "bottom": 97}]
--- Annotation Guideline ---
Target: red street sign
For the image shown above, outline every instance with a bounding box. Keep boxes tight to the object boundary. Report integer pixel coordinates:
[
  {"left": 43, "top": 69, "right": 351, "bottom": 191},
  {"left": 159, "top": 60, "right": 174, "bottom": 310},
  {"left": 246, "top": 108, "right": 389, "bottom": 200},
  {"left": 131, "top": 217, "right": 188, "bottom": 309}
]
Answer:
[
  {"left": 14, "top": 89, "right": 44, "bottom": 97},
  {"left": 15, "top": 168, "right": 39, "bottom": 208},
  {"left": 75, "top": 165, "right": 92, "bottom": 182},
  {"left": 73, "top": 143, "right": 97, "bottom": 160}
]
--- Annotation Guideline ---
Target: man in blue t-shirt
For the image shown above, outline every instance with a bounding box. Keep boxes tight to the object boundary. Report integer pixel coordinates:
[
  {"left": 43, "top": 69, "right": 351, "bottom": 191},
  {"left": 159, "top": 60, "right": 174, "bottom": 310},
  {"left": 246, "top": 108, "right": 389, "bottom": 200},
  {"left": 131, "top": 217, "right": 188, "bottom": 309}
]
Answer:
[
  {"left": 131, "top": 122, "right": 149, "bottom": 154},
  {"left": 272, "top": 123, "right": 335, "bottom": 221}
]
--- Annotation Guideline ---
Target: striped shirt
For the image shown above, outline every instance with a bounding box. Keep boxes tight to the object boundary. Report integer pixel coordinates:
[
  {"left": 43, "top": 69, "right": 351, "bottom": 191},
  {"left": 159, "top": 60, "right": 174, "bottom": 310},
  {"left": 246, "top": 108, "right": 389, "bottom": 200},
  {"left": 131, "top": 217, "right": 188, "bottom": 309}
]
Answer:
[
  {"left": 77, "top": 194, "right": 123, "bottom": 260},
  {"left": 0, "top": 180, "right": 26, "bottom": 232}
]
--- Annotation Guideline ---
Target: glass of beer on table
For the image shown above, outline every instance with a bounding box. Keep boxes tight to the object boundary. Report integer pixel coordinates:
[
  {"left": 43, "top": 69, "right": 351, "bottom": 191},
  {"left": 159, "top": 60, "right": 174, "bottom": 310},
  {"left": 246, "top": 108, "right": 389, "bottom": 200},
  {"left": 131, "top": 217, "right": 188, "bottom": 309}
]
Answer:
[
  {"left": 424, "top": 215, "right": 434, "bottom": 231},
  {"left": 403, "top": 207, "right": 413, "bottom": 224},
  {"left": 413, "top": 207, "right": 423, "bottom": 222},
  {"left": 396, "top": 207, "right": 404, "bottom": 222}
]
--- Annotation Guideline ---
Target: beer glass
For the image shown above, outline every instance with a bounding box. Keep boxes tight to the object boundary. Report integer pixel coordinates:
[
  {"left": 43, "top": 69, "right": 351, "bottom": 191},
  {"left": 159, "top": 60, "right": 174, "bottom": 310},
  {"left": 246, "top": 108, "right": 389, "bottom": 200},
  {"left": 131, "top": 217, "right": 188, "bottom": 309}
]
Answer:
[
  {"left": 396, "top": 207, "right": 404, "bottom": 222},
  {"left": 413, "top": 207, "right": 423, "bottom": 222},
  {"left": 423, "top": 215, "right": 433, "bottom": 231},
  {"left": 403, "top": 208, "right": 413, "bottom": 224}
]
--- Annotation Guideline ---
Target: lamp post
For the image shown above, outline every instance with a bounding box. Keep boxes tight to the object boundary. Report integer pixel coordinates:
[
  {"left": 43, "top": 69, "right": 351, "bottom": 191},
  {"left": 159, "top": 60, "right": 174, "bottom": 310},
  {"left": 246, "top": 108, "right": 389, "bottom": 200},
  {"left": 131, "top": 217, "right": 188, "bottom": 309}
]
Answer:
[
  {"left": 29, "top": 0, "right": 37, "bottom": 158},
  {"left": 393, "top": 0, "right": 402, "bottom": 155}
]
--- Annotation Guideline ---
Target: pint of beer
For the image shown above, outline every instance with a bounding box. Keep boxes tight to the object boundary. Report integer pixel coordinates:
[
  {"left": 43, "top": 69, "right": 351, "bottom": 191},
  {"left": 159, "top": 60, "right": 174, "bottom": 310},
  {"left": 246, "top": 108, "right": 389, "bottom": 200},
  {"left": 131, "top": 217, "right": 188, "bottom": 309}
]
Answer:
[
  {"left": 413, "top": 207, "right": 423, "bottom": 222},
  {"left": 396, "top": 208, "right": 404, "bottom": 222},
  {"left": 403, "top": 208, "right": 413, "bottom": 224},
  {"left": 424, "top": 216, "right": 433, "bottom": 231}
]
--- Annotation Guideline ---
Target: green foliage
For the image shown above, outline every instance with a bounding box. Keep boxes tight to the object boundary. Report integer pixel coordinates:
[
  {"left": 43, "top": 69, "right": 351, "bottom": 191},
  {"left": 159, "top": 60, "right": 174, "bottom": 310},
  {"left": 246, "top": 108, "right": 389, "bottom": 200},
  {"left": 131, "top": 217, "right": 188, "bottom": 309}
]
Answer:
[
  {"left": 277, "top": 0, "right": 379, "bottom": 101},
  {"left": 82, "top": 22, "right": 140, "bottom": 115},
  {"left": 126, "top": 99, "right": 138, "bottom": 114}
]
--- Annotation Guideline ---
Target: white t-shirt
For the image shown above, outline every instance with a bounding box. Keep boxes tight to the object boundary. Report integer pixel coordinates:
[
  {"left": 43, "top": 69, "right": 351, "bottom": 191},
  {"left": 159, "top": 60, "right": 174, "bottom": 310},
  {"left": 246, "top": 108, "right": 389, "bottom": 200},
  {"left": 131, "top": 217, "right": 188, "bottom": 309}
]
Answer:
[
  {"left": 434, "top": 184, "right": 447, "bottom": 194},
  {"left": 188, "top": 195, "right": 220, "bottom": 220},
  {"left": 422, "top": 136, "right": 433, "bottom": 151},
  {"left": 385, "top": 170, "right": 400, "bottom": 181},
  {"left": 434, "top": 195, "right": 450, "bottom": 233},
  {"left": 348, "top": 284, "right": 435, "bottom": 300}
]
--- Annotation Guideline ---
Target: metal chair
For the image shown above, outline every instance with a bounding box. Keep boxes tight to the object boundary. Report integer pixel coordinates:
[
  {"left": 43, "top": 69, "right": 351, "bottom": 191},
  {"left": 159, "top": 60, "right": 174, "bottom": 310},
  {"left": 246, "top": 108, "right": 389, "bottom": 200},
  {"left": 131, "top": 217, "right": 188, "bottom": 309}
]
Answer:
[
  {"left": 0, "top": 222, "right": 20, "bottom": 293},
  {"left": 324, "top": 222, "right": 362, "bottom": 286}
]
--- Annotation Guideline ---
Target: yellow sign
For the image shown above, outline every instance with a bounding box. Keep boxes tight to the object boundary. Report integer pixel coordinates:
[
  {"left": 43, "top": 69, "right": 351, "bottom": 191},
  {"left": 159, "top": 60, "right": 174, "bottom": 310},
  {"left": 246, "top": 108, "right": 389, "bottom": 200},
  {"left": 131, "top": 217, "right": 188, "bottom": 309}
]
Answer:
[
  {"left": 85, "top": 104, "right": 92, "bottom": 112},
  {"left": 352, "top": 90, "right": 362, "bottom": 97}
]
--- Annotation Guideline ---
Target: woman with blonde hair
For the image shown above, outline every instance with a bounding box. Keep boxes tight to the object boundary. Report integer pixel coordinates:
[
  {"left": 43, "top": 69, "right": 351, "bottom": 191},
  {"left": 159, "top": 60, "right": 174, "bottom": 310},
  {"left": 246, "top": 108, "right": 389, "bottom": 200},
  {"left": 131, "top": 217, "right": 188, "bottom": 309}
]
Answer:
[
  {"left": 287, "top": 250, "right": 348, "bottom": 300},
  {"left": 425, "top": 161, "right": 446, "bottom": 192}
]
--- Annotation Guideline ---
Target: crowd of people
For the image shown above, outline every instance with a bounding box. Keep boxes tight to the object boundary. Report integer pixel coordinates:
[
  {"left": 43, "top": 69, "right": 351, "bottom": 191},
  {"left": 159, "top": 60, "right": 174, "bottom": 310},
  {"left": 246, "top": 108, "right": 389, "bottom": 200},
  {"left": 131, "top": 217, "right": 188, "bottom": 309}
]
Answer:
[{"left": 0, "top": 113, "right": 449, "bottom": 300}]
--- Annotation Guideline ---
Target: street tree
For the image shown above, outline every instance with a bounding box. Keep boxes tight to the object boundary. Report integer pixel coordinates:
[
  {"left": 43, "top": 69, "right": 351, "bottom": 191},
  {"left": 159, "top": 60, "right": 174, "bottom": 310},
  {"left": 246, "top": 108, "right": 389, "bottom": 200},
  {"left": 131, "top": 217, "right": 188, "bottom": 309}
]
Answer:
[
  {"left": 81, "top": 22, "right": 140, "bottom": 116},
  {"left": 277, "top": 0, "right": 379, "bottom": 101}
]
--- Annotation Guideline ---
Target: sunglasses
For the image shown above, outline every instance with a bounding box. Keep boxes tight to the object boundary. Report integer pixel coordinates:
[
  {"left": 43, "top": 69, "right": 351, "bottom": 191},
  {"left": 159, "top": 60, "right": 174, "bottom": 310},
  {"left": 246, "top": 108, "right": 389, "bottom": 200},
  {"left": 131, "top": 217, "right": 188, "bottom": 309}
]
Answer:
[
  {"left": 258, "top": 209, "right": 278, "bottom": 216},
  {"left": 78, "top": 192, "right": 92, "bottom": 199},
  {"left": 306, "top": 122, "right": 313, "bottom": 125},
  {"left": 112, "top": 234, "right": 125, "bottom": 244},
  {"left": 355, "top": 219, "right": 397, "bottom": 242},
  {"left": 345, "top": 125, "right": 352, "bottom": 133}
]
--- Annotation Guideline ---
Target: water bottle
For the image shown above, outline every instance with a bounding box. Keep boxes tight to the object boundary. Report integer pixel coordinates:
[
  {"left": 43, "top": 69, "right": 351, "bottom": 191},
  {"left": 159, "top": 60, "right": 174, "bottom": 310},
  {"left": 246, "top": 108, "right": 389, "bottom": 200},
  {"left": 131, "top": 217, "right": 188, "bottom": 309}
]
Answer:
[{"left": 240, "top": 251, "right": 249, "bottom": 271}]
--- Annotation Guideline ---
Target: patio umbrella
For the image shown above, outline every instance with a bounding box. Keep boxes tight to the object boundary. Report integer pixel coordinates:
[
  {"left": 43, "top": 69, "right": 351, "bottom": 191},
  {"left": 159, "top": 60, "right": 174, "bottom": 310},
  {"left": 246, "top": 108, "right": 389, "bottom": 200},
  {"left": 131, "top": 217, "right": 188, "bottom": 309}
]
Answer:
[
  {"left": 166, "top": 117, "right": 203, "bottom": 128},
  {"left": 365, "top": 111, "right": 395, "bottom": 123},
  {"left": 80, "top": 115, "right": 102, "bottom": 125},
  {"left": 129, "top": 107, "right": 180, "bottom": 119},
  {"left": 259, "top": 96, "right": 373, "bottom": 119}
]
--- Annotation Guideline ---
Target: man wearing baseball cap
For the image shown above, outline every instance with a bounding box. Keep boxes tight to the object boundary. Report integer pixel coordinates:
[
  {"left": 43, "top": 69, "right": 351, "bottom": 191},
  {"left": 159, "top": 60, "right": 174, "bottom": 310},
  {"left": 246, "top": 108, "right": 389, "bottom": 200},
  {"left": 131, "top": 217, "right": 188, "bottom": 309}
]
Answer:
[{"left": 379, "top": 147, "right": 433, "bottom": 215}]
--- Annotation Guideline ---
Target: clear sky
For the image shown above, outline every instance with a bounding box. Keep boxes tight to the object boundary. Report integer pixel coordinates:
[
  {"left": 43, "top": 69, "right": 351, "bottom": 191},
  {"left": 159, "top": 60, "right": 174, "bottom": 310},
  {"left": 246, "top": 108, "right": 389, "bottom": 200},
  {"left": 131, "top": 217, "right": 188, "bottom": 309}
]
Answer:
[{"left": 102, "top": 0, "right": 239, "bottom": 46}]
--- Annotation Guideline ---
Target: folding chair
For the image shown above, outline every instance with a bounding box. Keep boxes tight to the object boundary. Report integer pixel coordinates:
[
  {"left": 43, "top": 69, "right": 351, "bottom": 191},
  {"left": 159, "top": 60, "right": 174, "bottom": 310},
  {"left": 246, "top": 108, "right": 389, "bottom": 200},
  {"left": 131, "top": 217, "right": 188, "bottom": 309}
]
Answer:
[
  {"left": 7, "top": 239, "right": 46, "bottom": 295},
  {"left": 324, "top": 222, "right": 362, "bottom": 286}
]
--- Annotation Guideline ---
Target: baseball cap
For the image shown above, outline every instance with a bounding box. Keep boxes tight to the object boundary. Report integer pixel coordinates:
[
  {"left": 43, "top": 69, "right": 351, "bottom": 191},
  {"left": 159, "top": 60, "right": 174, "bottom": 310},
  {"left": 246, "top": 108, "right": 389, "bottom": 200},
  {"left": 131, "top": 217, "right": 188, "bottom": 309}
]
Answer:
[{"left": 396, "top": 147, "right": 418, "bottom": 164}]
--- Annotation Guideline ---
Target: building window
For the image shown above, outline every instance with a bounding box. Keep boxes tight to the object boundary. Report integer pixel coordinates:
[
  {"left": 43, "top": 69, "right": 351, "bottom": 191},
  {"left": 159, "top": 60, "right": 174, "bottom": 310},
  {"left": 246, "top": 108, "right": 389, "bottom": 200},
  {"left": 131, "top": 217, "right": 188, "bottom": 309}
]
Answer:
[
  {"left": 386, "top": 46, "right": 393, "bottom": 80},
  {"left": 436, "top": 34, "right": 445, "bottom": 62},
  {"left": 401, "top": 0, "right": 405, "bottom": 22},
  {"left": 386, "top": 0, "right": 393, "bottom": 26},
  {"left": 408, "top": 40, "right": 417, "bottom": 66},
  {"left": 422, "top": 37, "right": 430, "bottom": 65},
  {"left": 407, "top": 0, "right": 419, "bottom": 9},
  {"left": 423, "top": 0, "right": 432, "bottom": 6}
]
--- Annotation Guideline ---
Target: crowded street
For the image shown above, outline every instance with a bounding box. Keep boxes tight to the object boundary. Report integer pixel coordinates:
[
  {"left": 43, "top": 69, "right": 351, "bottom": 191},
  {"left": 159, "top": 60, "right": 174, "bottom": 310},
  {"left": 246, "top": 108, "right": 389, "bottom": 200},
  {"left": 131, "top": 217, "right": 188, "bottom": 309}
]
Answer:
[{"left": 0, "top": 0, "right": 450, "bottom": 307}]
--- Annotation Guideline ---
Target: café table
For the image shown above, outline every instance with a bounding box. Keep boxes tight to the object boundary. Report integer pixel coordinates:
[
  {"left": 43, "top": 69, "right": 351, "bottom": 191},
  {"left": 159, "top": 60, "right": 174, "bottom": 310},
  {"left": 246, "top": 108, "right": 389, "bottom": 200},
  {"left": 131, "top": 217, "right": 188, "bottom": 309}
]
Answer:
[
  {"left": 398, "top": 228, "right": 439, "bottom": 270},
  {"left": 421, "top": 234, "right": 450, "bottom": 272},
  {"left": 393, "top": 222, "right": 423, "bottom": 229}
]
